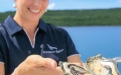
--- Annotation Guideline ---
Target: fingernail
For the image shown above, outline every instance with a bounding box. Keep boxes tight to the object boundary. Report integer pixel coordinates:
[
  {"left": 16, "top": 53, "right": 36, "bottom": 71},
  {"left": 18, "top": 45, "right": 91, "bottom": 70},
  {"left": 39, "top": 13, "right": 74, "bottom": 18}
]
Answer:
[{"left": 50, "top": 61, "right": 56, "bottom": 68}]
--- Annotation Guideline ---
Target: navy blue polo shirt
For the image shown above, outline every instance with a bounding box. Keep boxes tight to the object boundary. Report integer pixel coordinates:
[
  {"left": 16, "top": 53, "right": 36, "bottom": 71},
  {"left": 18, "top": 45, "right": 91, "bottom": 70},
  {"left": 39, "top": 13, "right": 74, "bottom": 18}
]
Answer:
[{"left": 0, "top": 15, "right": 79, "bottom": 75}]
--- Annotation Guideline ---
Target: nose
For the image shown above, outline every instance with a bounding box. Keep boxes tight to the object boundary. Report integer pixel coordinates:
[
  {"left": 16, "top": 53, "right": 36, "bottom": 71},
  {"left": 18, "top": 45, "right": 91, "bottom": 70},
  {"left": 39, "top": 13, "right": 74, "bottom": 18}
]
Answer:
[{"left": 33, "top": 0, "right": 40, "bottom": 6}]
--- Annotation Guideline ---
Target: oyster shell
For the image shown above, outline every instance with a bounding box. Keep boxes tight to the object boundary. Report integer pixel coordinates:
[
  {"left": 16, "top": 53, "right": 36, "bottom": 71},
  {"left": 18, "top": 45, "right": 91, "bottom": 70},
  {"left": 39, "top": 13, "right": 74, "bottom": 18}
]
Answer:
[
  {"left": 59, "top": 61, "right": 92, "bottom": 75},
  {"left": 59, "top": 54, "right": 121, "bottom": 75},
  {"left": 86, "top": 54, "right": 120, "bottom": 75}
]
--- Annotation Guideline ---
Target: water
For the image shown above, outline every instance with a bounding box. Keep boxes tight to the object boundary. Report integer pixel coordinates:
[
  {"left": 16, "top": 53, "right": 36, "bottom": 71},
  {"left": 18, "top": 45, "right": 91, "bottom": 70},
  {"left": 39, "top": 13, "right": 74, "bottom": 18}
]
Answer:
[{"left": 61, "top": 26, "right": 121, "bottom": 73}]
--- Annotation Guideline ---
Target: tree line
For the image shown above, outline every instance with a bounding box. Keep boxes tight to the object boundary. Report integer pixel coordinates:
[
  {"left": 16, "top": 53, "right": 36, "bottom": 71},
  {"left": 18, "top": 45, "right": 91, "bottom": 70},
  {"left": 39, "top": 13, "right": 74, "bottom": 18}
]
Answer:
[{"left": 0, "top": 8, "right": 121, "bottom": 26}]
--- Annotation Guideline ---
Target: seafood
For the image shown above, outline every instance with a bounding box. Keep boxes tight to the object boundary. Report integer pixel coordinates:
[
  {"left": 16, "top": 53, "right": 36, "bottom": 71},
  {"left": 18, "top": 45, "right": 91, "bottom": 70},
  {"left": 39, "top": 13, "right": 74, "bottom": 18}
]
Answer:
[
  {"left": 59, "top": 54, "right": 121, "bottom": 75},
  {"left": 86, "top": 54, "right": 120, "bottom": 75},
  {"left": 59, "top": 61, "right": 92, "bottom": 75}
]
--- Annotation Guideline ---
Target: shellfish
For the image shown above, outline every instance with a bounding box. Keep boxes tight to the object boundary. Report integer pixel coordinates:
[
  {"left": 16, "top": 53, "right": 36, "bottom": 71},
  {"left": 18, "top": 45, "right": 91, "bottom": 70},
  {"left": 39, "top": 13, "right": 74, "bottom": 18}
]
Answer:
[
  {"left": 59, "top": 54, "right": 121, "bottom": 75},
  {"left": 59, "top": 61, "right": 92, "bottom": 75},
  {"left": 86, "top": 54, "right": 120, "bottom": 75}
]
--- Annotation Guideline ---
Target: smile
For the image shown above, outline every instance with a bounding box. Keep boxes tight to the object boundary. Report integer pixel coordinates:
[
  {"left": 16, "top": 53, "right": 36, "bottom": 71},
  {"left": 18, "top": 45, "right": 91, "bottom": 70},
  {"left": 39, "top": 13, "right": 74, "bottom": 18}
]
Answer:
[{"left": 29, "top": 8, "right": 40, "bottom": 13}]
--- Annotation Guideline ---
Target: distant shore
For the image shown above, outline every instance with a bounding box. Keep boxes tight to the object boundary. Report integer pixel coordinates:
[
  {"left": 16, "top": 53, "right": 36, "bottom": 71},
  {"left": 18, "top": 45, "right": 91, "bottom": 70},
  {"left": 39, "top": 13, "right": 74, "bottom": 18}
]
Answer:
[{"left": 0, "top": 8, "right": 121, "bottom": 26}]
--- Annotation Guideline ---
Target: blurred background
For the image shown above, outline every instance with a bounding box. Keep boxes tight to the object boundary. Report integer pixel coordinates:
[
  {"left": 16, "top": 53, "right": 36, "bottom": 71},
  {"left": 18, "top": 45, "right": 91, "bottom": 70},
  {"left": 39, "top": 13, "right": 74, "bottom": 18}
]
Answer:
[{"left": 0, "top": 0, "right": 121, "bottom": 73}]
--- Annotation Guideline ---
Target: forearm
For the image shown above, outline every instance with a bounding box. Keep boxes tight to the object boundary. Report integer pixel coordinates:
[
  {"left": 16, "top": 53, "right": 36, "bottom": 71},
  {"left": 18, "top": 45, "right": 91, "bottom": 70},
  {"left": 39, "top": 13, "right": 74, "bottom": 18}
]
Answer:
[
  {"left": 67, "top": 54, "right": 83, "bottom": 66},
  {"left": 0, "top": 63, "right": 5, "bottom": 75}
]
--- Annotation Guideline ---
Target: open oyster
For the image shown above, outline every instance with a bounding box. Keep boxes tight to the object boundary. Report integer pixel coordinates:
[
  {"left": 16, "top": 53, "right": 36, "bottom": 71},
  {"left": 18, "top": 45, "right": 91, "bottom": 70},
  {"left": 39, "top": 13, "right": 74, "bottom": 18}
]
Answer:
[
  {"left": 86, "top": 54, "right": 120, "bottom": 75},
  {"left": 59, "top": 54, "right": 120, "bottom": 75},
  {"left": 59, "top": 61, "right": 92, "bottom": 75}
]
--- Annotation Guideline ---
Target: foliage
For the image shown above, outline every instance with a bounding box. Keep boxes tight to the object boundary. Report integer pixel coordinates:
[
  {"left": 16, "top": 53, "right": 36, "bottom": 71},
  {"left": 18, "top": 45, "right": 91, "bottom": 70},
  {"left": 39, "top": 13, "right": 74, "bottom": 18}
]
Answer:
[{"left": 0, "top": 8, "right": 121, "bottom": 26}]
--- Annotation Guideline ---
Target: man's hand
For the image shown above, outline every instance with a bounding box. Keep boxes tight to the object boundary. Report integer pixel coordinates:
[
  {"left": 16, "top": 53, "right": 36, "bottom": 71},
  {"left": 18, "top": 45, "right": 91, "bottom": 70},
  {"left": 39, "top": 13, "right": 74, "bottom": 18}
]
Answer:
[{"left": 12, "top": 55, "right": 64, "bottom": 75}]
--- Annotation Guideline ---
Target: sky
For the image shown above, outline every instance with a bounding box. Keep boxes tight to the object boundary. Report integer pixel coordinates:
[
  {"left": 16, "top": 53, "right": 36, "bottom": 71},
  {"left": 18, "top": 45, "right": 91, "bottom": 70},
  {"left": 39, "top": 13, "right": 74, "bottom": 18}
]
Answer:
[{"left": 0, "top": 0, "right": 121, "bottom": 12}]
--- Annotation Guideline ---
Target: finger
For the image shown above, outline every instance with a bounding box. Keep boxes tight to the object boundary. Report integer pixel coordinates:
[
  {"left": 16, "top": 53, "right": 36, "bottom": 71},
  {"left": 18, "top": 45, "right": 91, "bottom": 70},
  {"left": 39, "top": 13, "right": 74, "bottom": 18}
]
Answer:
[
  {"left": 26, "top": 55, "right": 57, "bottom": 68},
  {"left": 73, "top": 63, "right": 83, "bottom": 66},
  {"left": 37, "top": 66, "right": 65, "bottom": 75},
  {"left": 41, "top": 58, "right": 57, "bottom": 68},
  {"left": 68, "top": 62, "right": 83, "bottom": 66},
  {"left": 56, "top": 67, "right": 65, "bottom": 75}
]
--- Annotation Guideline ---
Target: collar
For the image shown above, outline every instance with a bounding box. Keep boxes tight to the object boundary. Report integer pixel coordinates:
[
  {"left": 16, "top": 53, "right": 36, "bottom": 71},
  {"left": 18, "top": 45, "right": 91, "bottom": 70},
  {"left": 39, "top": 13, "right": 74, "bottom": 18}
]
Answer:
[
  {"left": 38, "top": 19, "right": 47, "bottom": 33},
  {"left": 4, "top": 15, "right": 47, "bottom": 36}
]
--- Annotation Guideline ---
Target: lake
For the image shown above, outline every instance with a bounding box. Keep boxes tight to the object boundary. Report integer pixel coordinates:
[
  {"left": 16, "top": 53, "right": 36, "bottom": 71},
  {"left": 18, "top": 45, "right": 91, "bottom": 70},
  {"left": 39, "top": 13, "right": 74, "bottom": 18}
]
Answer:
[{"left": 61, "top": 26, "right": 121, "bottom": 72}]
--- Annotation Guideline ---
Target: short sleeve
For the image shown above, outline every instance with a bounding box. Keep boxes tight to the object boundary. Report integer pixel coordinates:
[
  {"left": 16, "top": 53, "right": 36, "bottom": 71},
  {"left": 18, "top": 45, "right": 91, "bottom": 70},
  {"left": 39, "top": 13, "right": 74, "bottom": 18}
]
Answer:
[
  {"left": 0, "top": 45, "right": 4, "bottom": 63},
  {"left": 64, "top": 30, "right": 79, "bottom": 57},
  {"left": 0, "top": 27, "right": 4, "bottom": 63}
]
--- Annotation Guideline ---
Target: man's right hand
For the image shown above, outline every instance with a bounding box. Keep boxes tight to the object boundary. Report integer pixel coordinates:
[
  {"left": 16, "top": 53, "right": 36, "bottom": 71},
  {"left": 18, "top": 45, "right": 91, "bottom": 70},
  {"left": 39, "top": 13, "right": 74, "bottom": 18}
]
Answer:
[{"left": 12, "top": 55, "right": 64, "bottom": 75}]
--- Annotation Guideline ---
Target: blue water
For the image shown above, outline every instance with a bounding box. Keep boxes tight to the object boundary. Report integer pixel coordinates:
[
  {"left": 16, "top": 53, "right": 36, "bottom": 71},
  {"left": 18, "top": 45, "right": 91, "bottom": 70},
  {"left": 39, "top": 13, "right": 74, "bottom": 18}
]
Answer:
[{"left": 61, "top": 26, "right": 121, "bottom": 73}]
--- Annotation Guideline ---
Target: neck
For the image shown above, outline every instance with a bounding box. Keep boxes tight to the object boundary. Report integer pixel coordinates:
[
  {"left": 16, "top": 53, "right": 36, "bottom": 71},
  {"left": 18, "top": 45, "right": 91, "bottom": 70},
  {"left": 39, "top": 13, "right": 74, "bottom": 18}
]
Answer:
[{"left": 13, "top": 13, "right": 39, "bottom": 34}]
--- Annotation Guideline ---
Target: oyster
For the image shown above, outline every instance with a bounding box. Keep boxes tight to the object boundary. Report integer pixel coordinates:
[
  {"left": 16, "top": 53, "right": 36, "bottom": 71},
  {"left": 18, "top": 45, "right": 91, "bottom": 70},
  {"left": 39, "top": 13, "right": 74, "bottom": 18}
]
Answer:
[
  {"left": 59, "top": 54, "right": 121, "bottom": 75},
  {"left": 86, "top": 54, "right": 120, "bottom": 75},
  {"left": 59, "top": 61, "right": 92, "bottom": 75}
]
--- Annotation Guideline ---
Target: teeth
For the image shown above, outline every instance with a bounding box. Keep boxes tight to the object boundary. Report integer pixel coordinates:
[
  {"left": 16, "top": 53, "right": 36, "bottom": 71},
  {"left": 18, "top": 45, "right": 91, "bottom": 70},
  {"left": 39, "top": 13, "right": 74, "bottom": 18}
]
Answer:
[{"left": 29, "top": 9, "right": 40, "bottom": 13}]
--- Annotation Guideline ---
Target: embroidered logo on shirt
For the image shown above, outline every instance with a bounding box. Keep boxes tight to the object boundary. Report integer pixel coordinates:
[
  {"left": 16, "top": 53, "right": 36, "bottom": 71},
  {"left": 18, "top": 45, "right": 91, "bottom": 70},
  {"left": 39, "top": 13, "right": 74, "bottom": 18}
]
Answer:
[
  {"left": 47, "top": 44, "right": 57, "bottom": 50},
  {"left": 40, "top": 44, "right": 64, "bottom": 54}
]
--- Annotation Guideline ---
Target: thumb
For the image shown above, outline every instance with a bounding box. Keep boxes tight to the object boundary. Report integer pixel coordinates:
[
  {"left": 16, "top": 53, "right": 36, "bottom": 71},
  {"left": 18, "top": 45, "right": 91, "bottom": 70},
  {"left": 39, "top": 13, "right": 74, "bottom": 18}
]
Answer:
[
  {"left": 26, "top": 55, "right": 57, "bottom": 68},
  {"left": 40, "top": 58, "right": 57, "bottom": 68}
]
